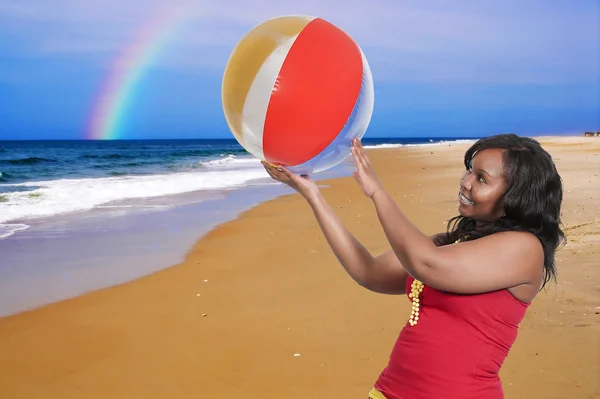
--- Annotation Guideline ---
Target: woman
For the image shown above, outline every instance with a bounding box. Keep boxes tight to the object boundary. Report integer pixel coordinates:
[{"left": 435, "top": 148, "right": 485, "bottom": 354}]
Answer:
[{"left": 262, "top": 134, "right": 565, "bottom": 399}]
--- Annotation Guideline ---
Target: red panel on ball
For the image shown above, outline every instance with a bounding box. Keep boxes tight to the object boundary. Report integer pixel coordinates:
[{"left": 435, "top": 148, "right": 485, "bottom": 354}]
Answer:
[{"left": 262, "top": 18, "right": 363, "bottom": 166}]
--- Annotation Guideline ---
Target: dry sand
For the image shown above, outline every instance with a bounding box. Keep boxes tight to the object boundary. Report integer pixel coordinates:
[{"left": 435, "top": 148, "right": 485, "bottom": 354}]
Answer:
[{"left": 0, "top": 136, "right": 598, "bottom": 398}]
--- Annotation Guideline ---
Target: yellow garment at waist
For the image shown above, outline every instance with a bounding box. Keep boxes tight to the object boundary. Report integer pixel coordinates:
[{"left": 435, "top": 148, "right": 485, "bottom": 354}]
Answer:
[{"left": 368, "top": 387, "right": 387, "bottom": 399}]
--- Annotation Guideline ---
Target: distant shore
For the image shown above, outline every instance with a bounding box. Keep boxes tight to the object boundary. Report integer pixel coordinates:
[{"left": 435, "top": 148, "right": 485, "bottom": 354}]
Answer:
[{"left": 0, "top": 136, "right": 598, "bottom": 398}]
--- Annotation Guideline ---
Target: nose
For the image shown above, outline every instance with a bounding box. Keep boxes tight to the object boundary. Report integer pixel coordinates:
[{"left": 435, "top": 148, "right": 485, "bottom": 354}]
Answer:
[{"left": 460, "top": 171, "right": 473, "bottom": 190}]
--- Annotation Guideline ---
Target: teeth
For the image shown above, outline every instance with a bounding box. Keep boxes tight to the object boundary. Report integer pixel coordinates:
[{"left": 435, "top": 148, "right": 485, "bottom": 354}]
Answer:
[{"left": 460, "top": 193, "right": 474, "bottom": 205}]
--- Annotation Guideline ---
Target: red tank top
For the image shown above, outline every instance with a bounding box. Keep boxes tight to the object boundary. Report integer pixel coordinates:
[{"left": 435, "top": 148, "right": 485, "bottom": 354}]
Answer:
[{"left": 374, "top": 275, "right": 530, "bottom": 399}]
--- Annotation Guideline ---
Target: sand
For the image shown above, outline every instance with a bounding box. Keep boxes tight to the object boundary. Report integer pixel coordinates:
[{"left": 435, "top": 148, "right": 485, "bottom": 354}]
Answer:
[{"left": 0, "top": 136, "right": 598, "bottom": 398}]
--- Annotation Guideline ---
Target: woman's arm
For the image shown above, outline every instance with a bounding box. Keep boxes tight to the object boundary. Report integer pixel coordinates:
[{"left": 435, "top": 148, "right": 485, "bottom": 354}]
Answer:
[
  {"left": 307, "top": 193, "right": 442, "bottom": 295},
  {"left": 306, "top": 192, "right": 405, "bottom": 294},
  {"left": 351, "top": 140, "right": 543, "bottom": 295},
  {"left": 260, "top": 160, "right": 442, "bottom": 295},
  {"left": 260, "top": 161, "right": 407, "bottom": 294}
]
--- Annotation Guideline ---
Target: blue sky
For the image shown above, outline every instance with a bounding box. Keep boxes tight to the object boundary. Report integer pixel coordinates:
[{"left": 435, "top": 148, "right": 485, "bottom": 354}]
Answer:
[{"left": 0, "top": 0, "right": 598, "bottom": 140}]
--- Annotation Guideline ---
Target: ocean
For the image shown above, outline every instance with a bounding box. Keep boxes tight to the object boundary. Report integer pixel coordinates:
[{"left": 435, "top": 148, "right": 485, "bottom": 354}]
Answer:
[
  {"left": 0, "top": 137, "right": 476, "bottom": 316},
  {"left": 0, "top": 137, "right": 477, "bottom": 237},
  {"left": 0, "top": 139, "right": 261, "bottom": 236}
]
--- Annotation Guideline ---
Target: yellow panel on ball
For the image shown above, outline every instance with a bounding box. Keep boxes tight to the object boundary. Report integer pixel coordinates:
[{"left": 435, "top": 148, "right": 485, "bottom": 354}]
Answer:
[{"left": 221, "top": 15, "right": 313, "bottom": 147}]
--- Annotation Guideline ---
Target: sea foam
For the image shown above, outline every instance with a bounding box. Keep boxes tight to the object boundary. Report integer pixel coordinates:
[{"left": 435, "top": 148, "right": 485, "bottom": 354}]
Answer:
[
  {"left": 0, "top": 224, "right": 29, "bottom": 239},
  {"left": 0, "top": 156, "right": 266, "bottom": 223}
]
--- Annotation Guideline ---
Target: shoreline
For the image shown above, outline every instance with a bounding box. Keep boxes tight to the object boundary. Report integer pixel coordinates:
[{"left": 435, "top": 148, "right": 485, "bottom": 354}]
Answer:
[
  {"left": 0, "top": 138, "right": 474, "bottom": 317},
  {"left": 0, "top": 136, "right": 598, "bottom": 398},
  {"left": 0, "top": 134, "right": 593, "bottom": 316},
  {"left": 0, "top": 158, "right": 357, "bottom": 317}
]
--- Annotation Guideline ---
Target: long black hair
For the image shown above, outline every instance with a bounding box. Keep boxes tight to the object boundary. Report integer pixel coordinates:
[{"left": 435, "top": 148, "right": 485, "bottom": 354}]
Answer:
[{"left": 437, "top": 134, "right": 566, "bottom": 289}]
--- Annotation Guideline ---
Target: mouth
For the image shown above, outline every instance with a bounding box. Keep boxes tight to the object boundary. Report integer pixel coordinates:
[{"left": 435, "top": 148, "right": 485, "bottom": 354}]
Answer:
[{"left": 459, "top": 192, "right": 475, "bottom": 206}]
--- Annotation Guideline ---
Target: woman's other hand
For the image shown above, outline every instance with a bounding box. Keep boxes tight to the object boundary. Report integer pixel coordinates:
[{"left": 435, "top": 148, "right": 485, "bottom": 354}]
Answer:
[
  {"left": 351, "top": 138, "right": 384, "bottom": 199},
  {"left": 261, "top": 161, "right": 320, "bottom": 200}
]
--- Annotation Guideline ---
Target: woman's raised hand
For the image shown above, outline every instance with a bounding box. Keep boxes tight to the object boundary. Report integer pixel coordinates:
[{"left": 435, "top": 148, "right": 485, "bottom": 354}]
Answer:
[
  {"left": 351, "top": 138, "right": 384, "bottom": 199},
  {"left": 261, "top": 161, "right": 320, "bottom": 200}
]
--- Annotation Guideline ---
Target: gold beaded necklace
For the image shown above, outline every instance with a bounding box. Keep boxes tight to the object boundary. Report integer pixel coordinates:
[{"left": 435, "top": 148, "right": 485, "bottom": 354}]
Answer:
[
  {"left": 408, "top": 236, "right": 467, "bottom": 327},
  {"left": 408, "top": 279, "right": 424, "bottom": 326}
]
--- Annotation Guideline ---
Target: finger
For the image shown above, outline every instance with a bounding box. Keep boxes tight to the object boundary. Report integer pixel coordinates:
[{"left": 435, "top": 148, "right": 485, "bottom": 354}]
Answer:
[
  {"left": 350, "top": 146, "right": 362, "bottom": 169},
  {"left": 277, "top": 166, "right": 299, "bottom": 183},
  {"left": 263, "top": 164, "right": 286, "bottom": 181},
  {"left": 278, "top": 165, "right": 293, "bottom": 177},
  {"left": 263, "top": 165, "right": 279, "bottom": 180},
  {"left": 357, "top": 143, "right": 371, "bottom": 167},
  {"left": 352, "top": 145, "right": 367, "bottom": 170},
  {"left": 261, "top": 161, "right": 276, "bottom": 172},
  {"left": 356, "top": 139, "right": 370, "bottom": 163},
  {"left": 362, "top": 149, "right": 371, "bottom": 165},
  {"left": 262, "top": 160, "right": 276, "bottom": 172},
  {"left": 262, "top": 160, "right": 284, "bottom": 173}
]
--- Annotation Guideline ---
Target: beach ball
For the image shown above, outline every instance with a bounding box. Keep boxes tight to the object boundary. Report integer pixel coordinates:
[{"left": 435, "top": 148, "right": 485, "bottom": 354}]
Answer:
[{"left": 221, "top": 15, "right": 374, "bottom": 175}]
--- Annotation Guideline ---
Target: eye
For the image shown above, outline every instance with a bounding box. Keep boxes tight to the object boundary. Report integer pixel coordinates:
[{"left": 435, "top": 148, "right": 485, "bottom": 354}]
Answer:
[{"left": 477, "top": 174, "right": 486, "bottom": 183}]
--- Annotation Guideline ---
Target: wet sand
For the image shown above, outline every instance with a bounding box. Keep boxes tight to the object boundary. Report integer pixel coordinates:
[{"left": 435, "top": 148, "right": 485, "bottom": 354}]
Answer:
[{"left": 0, "top": 136, "right": 598, "bottom": 398}]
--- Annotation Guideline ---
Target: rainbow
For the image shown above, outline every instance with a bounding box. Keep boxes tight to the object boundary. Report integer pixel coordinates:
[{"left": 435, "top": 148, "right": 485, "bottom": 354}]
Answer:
[{"left": 87, "top": 5, "right": 191, "bottom": 140}]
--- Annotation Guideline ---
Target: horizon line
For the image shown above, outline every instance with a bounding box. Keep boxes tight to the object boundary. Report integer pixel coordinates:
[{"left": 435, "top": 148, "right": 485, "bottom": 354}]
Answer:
[{"left": 0, "top": 132, "right": 590, "bottom": 142}]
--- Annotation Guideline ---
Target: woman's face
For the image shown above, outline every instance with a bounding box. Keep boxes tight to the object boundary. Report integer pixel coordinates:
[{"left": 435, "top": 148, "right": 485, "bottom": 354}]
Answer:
[{"left": 458, "top": 148, "right": 508, "bottom": 221}]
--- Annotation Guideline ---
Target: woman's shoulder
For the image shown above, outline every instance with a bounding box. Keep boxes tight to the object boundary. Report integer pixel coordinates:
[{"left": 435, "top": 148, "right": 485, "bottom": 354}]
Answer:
[
  {"left": 433, "top": 230, "right": 543, "bottom": 253},
  {"left": 486, "top": 230, "right": 542, "bottom": 246}
]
